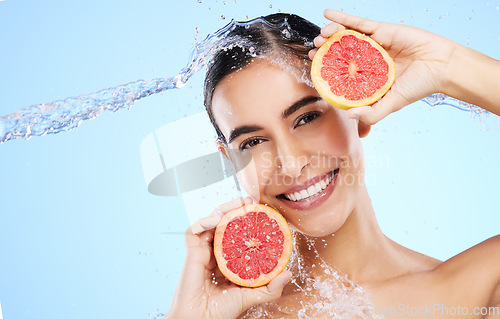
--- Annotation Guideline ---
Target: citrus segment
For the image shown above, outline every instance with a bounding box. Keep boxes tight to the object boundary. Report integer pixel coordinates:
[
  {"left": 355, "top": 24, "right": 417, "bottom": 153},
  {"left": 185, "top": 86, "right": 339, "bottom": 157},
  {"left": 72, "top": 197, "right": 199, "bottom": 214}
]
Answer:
[
  {"left": 214, "top": 204, "right": 292, "bottom": 287},
  {"left": 311, "top": 30, "right": 395, "bottom": 110}
]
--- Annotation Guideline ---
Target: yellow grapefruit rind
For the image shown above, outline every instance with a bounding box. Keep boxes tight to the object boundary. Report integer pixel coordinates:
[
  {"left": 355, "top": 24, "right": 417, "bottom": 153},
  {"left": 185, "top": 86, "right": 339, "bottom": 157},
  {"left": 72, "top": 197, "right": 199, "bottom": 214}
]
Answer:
[
  {"left": 213, "top": 204, "right": 293, "bottom": 288},
  {"left": 311, "top": 29, "right": 396, "bottom": 110}
]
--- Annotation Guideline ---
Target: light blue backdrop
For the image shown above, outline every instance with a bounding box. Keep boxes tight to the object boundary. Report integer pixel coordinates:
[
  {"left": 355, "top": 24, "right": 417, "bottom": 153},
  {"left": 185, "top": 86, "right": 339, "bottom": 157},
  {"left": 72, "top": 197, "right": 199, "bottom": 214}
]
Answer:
[{"left": 0, "top": 0, "right": 499, "bottom": 318}]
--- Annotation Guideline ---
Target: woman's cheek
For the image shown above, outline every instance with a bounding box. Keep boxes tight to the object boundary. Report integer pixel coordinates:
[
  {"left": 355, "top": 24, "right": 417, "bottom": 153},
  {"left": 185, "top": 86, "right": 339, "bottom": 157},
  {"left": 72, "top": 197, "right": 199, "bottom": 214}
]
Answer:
[
  {"left": 236, "top": 154, "right": 274, "bottom": 203},
  {"left": 236, "top": 164, "right": 260, "bottom": 200}
]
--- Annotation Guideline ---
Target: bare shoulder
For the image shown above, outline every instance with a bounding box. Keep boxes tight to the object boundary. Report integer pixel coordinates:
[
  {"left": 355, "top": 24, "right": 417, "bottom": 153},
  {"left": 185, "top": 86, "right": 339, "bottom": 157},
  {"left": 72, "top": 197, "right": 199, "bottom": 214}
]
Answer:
[{"left": 435, "top": 235, "right": 500, "bottom": 306}]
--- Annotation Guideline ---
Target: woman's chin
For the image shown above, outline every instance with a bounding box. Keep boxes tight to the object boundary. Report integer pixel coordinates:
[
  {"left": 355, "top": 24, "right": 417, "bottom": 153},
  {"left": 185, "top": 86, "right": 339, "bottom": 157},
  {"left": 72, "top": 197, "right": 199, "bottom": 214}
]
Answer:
[{"left": 296, "top": 225, "right": 340, "bottom": 238}]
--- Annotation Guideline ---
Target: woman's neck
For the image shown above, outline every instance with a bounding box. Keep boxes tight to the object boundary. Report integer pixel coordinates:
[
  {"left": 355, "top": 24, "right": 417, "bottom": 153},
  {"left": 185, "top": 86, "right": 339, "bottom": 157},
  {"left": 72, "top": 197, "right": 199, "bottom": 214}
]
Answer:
[{"left": 296, "top": 185, "right": 414, "bottom": 285}]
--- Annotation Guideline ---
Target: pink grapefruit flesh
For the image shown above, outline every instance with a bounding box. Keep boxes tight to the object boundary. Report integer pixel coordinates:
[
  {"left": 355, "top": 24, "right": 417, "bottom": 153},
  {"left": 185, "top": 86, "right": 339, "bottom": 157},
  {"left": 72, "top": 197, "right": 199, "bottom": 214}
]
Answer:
[
  {"left": 311, "top": 29, "right": 396, "bottom": 110},
  {"left": 213, "top": 204, "right": 292, "bottom": 288}
]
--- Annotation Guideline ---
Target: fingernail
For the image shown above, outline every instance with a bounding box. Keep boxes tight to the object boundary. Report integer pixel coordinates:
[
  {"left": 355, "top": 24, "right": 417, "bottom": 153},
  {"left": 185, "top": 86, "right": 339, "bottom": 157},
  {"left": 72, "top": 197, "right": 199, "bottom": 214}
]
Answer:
[
  {"left": 348, "top": 113, "right": 360, "bottom": 120},
  {"left": 199, "top": 214, "right": 222, "bottom": 229},
  {"left": 212, "top": 210, "right": 223, "bottom": 217},
  {"left": 191, "top": 223, "right": 204, "bottom": 235}
]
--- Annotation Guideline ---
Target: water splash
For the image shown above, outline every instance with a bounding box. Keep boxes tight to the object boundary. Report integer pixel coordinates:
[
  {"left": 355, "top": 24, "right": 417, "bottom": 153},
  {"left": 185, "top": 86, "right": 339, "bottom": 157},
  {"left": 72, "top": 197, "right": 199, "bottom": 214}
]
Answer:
[
  {"left": 0, "top": 16, "right": 484, "bottom": 144},
  {"left": 422, "top": 93, "right": 486, "bottom": 115},
  {"left": 241, "top": 231, "right": 380, "bottom": 319},
  {"left": 147, "top": 309, "right": 167, "bottom": 319},
  {"left": 0, "top": 77, "right": 183, "bottom": 143},
  {"left": 0, "top": 17, "right": 281, "bottom": 144}
]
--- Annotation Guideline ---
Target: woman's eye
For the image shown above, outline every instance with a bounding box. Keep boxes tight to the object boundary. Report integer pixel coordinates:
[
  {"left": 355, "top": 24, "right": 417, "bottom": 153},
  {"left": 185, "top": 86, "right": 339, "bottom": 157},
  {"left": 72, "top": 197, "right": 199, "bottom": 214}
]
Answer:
[
  {"left": 295, "top": 111, "right": 321, "bottom": 128},
  {"left": 240, "top": 138, "right": 265, "bottom": 150}
]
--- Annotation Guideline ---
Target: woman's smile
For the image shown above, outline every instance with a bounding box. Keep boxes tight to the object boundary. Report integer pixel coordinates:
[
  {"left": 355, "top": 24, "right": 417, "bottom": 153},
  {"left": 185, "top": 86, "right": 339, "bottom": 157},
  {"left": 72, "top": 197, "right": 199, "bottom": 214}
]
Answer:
[{"left": 276, "top": 168, "right": 340, "bottom": 210}]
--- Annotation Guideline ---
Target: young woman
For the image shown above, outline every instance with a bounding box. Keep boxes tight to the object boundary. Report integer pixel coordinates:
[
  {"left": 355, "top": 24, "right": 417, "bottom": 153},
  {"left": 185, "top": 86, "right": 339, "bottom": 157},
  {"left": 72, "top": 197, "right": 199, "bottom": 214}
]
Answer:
[{"left": 166, "top": 9, "right": 500, "bottom": 319}]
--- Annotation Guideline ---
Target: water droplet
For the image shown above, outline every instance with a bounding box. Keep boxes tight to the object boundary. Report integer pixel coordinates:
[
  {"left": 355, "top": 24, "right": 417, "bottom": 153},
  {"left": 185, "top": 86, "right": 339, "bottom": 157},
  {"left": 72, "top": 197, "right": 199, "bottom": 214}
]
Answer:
[{"left": 269, "top": 4, "right": 272, "bottom": 8}]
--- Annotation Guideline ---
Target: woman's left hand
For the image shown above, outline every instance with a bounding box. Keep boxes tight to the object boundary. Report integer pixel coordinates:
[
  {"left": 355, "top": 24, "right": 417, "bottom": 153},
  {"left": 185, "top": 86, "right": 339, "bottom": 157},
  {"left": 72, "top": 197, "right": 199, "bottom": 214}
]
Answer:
[{"left": 309, "top": 9, "right": 460, "bottom": 125}]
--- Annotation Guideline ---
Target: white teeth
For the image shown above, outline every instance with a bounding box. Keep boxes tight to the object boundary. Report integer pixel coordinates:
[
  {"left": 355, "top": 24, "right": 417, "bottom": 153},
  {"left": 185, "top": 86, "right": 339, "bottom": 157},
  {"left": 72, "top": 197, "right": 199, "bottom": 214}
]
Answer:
[
  {"left": 299, "top": 189, "right": 308, "bottom": 199},
  {"left": 320, "top": 179, "right": 327, "bottom": 189},
  {"left": 283, "top": 171, "right": 337, "bottom": 202},
  {"left": 314, "top": 183, "right": 322, "bottom": 194},
  {"left": 306, "top": 185, "right": 316, "bottom": 197}
]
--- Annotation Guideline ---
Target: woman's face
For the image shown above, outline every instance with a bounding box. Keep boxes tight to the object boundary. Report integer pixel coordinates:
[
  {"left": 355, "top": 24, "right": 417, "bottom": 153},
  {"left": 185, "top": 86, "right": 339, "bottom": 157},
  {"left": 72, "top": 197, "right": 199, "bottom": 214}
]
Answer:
[{"left": 212, "top": 59, "right": 368, "bottom": 236}]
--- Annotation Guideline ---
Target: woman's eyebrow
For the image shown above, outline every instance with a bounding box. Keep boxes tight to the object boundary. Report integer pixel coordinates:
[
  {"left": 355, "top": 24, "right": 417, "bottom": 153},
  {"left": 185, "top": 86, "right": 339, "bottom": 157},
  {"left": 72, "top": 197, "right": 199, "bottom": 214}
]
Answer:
[
  {"left": 227, "top": 96, "right": 322, "bottom": 143},
  {"left": 228, "top": 125, "right": 263, "bottom": 143},
  {"left": 282, "top": 96, "right": 322, "bottom": 118}
]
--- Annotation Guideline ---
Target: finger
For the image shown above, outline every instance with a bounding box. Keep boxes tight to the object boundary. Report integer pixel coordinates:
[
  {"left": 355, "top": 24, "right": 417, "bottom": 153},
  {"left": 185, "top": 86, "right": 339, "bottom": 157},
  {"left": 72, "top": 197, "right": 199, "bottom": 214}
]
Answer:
[
  {"left": 217, "top": 196, "right": 253, "bottom": 214},
  {"left": 323, "top": 9, "right": 379, "bottom": 35},
  {"left": 185, "top": 214, "right": 220, "bottom": 260},
  {"left": 184, "top": 225, "right": 214, "bottom": 259},
  {"left": 346, "top": 89, "right": 409, "bottom": 125},
  {"left": 308, "top": 48, "right": 318, "bottom": 60},
  {"left": 190, "top": 196, "right": 252, "bottom": 235},
  {"left": 191, "top": 212, "right": 223, "bottom": 235},
  {"left": 242, "top": 270, "right": 292, "bottom": 307},
  {"left": 313, "top": 35, "right": 327, "bottom": 48},
  {"left": 320, "top": 21, "right": 346, "bottom": 38}
]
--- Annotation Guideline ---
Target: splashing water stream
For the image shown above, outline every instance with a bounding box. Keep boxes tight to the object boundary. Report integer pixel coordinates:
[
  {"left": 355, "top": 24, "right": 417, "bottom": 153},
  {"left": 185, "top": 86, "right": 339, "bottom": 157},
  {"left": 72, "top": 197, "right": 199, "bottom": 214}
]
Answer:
[
  {"left": 0, "top": 18, "right": 271, "bottom": 144},
  {"left": 0, "top": 17, "right": 486, "bottom": 144},
  {"left": 241, "top": 231, "right": 380, "bottom": 319}
]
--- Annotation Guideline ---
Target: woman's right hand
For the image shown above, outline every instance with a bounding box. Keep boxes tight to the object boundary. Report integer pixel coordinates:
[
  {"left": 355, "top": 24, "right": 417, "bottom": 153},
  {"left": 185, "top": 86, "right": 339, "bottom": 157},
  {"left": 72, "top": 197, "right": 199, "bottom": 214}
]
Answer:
[{"left": 166, "top": 197, "right": 292, "bottom": 319}]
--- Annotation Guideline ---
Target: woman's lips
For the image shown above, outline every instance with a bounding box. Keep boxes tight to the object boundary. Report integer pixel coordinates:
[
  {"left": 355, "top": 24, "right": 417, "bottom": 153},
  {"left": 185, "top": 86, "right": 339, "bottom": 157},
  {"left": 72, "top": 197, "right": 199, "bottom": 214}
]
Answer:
[{"left": 276, "top": 169, "right": 339, "bottom": 211}]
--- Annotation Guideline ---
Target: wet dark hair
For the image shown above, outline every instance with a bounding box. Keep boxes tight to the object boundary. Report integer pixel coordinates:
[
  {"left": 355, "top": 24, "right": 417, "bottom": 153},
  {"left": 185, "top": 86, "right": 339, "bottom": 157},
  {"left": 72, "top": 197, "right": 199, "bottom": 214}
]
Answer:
[{"left": 204, "top": 13, "right": 321, "bottom": 144}]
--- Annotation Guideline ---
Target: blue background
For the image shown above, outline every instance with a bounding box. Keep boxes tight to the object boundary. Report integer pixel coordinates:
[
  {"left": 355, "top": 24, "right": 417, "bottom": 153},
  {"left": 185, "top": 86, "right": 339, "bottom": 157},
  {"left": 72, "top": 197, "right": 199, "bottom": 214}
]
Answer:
[{"left": 0, "top": 0, "right": 499, "bottom": 318}]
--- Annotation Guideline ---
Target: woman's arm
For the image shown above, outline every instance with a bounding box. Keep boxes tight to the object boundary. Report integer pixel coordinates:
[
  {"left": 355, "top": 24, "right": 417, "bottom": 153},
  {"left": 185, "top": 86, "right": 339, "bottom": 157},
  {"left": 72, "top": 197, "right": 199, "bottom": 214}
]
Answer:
[
  {"left": 444, "top": 45, "right": 500, "bottom": 116},
  {"left": 310, "top": 9, "right": 500, "bottom": 124}
]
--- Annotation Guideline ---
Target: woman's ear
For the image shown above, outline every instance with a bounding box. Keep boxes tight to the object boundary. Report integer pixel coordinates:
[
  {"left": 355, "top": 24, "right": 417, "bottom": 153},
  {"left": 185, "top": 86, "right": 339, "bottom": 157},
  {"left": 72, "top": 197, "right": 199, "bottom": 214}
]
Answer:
[
  {"left": 216, "top": 139, "right": 232, "bottom": 162},
  {"left": 357, "top": 120, "right": 371, "bottom": 138}
]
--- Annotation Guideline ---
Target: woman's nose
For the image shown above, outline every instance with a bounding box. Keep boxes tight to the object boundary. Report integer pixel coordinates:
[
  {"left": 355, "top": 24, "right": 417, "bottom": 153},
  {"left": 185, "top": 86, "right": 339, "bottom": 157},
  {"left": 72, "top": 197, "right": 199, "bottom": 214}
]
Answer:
[{"left": 275, "top": 134, "right": 309, "bottom": 178}]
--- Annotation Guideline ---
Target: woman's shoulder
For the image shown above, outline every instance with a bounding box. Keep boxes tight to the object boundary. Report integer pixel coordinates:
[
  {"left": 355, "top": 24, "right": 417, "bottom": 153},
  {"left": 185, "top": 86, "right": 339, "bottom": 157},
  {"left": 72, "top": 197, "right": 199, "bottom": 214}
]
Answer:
[
  {"left": 366, "top": 236, "right": 500, "bottom": 315},
  {"left": 436, "top": 235, "right": 500, "bottom": 276},
  {"left": 433, "top": 235, "right": 500, "bottom": 306}
]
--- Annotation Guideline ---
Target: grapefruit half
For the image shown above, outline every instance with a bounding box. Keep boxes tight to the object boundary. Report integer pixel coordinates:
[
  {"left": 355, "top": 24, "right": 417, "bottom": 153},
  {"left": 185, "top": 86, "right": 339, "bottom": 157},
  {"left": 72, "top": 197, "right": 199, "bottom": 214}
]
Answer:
[
  {"left": 311, "top": 29, "right": 395, "bottom": 110},
  {"left": 213, "top": 204, "right": 292, "bottom": 288}
]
